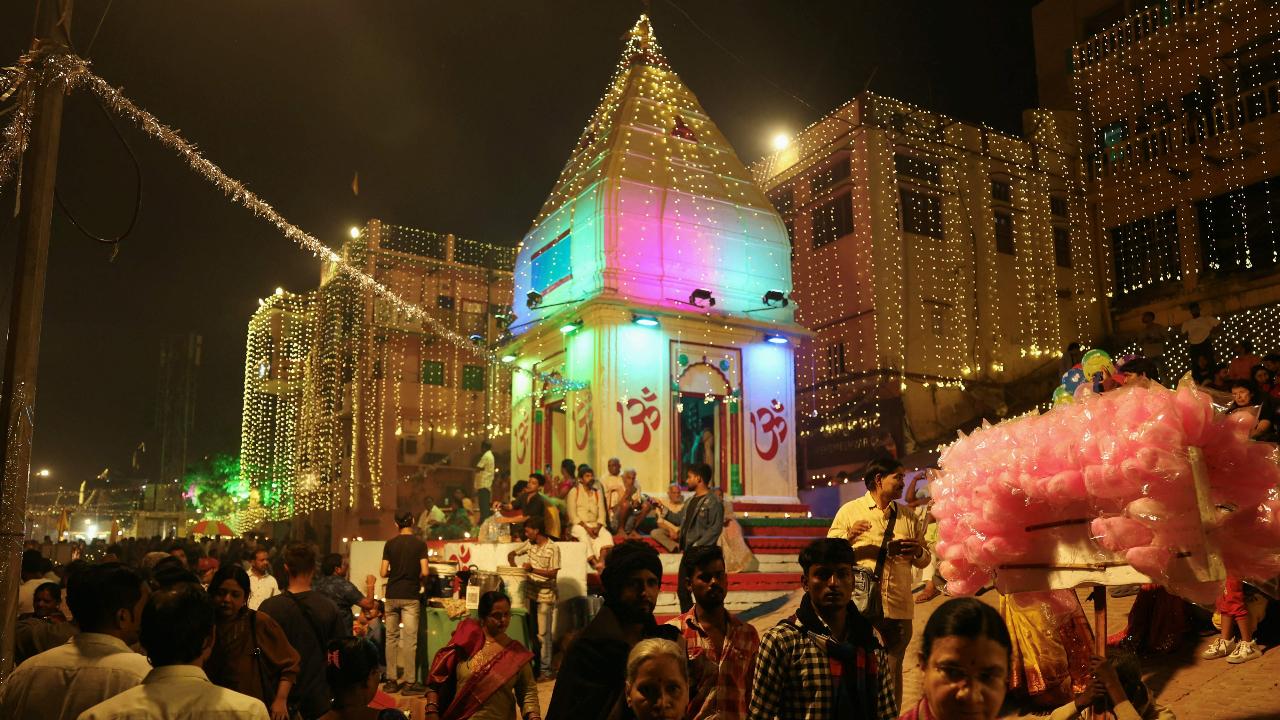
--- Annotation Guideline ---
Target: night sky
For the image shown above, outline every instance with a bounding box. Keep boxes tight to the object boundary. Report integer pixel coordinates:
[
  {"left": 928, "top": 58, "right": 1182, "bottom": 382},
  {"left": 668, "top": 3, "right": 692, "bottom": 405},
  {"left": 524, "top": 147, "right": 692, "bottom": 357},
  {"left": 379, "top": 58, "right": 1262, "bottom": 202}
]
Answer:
[{"left": 0, "top": 1, "right": 1037, "bottom": 493}]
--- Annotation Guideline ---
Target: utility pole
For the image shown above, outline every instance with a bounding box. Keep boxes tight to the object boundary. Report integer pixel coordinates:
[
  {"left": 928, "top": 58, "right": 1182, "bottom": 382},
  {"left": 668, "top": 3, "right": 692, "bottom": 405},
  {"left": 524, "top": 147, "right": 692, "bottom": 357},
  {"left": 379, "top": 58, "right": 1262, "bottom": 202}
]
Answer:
[{"left": 0, "top": 0, "right": 73, "bottom": 679}]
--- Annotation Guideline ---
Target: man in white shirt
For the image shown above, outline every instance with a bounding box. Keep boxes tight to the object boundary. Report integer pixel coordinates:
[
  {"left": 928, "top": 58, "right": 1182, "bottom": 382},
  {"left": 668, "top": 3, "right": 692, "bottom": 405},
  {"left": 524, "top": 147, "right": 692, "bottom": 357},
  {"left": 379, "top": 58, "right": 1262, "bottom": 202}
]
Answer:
[
  {"left": 1181, "top": 301, "right": 1220, "bottom": 366},
  {"left": 475, "top": 439, "right": 496, "bottom": 522},
  {"left": 79, "top": 582, "right": 268, "bottom": 720},
  {"left": 247, "top": 548, "right": 279, "bottom": 610},
  {"left": 600, "top": 457, "right": 625, "bottom": 530},
  {"left": 417, "top": 495, "right": 446, "bottom": 538},
  {"left": 567, "top": 465, "right": 614, "bottom": 571},
  {"left": 0, "top": 563, "right": 152, "bottom": 720}
]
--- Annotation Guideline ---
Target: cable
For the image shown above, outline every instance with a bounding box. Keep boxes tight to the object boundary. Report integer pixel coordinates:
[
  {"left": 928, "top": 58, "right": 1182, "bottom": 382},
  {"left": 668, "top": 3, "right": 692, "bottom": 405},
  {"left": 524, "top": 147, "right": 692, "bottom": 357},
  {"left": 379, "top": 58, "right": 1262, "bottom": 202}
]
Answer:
[
  {"left": 54, "top": 92, "right": 142, "bottom": 250},
  {"left": 84, "top": 0, "right": 114, "bottom": 59}
]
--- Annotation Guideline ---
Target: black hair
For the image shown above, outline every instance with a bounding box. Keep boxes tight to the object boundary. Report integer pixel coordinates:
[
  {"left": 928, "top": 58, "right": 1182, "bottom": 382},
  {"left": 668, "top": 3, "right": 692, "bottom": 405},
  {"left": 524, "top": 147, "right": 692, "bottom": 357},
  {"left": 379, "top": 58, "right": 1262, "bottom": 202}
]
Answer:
[
  {"left": 862, "top": 456, "right": 903, "bottom": 492},
  {"left": 524, "top": 514, "right": 546, "bottom": 533},
  {"left": 561, "top": 458, "right": 576, "bottom": 474},
  {"left": 209, "top": 564, "right": 250, "bottom": 598},
  {"left": 512, "top": 480, "right": 529, "bottom": 496},
  {"left": 326, "top": 637, "right": 383, "bottom": 706},
  {"left": 1230, "top": 378, "right": 1259, "bottom": 400},
  {"left": 1188, "top": 301, "right": 1200, "bottom": 312},
  {"left": 481, "top": 439, "right": 493, "bottom": 450},
  {"left": 1265, "top": 353, "right": 1280, "bottom": 363},
  {"left": 106, "top": 544, "right": 122, "bottom": 556},
  {"left": 283, "top": 542, "right": 317, "bottom": 576},
  {"left": 1251, "top": 364, "right": 1273, "bottom": 381},
  {"left": 21, "top": 549, "right": 43, "bottom": 575},
  {"left": 151, "top": 556, "right": 200, "bottom": 588},
  {"left": 34, "top": 581, "right": 61, "bottom": 602},
  {"left": 1239, "top": 339, "right": 1255, "bottom": 353},
  {"left": 529, "top": 472, "right": 546, "bottom": 485},
  {"left": 478, "top": 590, "right": 511, "bottom": 618},
  {"left": 321, "top": 552, "right": 344, "bottom": 576},
  {"left": 798, "top": 538, "right": 856, "bottom": 574},
  {"left": 687, "top": 463, "right": 713, "bottom": 487},
  {"left": 920, "top": 597, "right": 1012, "bottom": 664},
  {"left": 682, "top": 545, "right": 724, "bottom": 575},
  {"left": 395, "top": 510, "right": 415, "bottom": 529},
  {"left": 1067, "top": 341, "right": 1082, "bottom": 352},
  {"left": 66, "top": 562, "right": 144, "bottom": 633},
  {"left": 1111, "top": 650, "right": 1149, "bottom": 710},
  {"left": 1122, "top": 357, "right": 1160, "bottom": 384},
  {"left": 141, "top": 583, "right": 215, "bottom": 666},
  {"left": 601, "top": 540, "right": 663, "bottom": 607},
  {"left": 577, "top": 464, "right": 595, "bottom": 479}
]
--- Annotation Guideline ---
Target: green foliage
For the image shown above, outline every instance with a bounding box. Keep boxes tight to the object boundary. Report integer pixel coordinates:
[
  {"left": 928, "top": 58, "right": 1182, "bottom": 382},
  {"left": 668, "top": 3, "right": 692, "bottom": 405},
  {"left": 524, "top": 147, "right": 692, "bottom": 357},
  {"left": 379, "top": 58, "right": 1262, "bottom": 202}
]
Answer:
[{"left": 183, "top": 453, "right": 248, "bottom": 520}]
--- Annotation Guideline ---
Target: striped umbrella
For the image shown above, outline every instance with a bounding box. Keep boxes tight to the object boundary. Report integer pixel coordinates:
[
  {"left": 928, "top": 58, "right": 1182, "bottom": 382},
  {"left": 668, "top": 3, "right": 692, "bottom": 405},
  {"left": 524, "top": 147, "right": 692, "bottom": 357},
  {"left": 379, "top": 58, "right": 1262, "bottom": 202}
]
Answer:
[{"left": 189, "top": 520, "right": 234, "bottom": 537}]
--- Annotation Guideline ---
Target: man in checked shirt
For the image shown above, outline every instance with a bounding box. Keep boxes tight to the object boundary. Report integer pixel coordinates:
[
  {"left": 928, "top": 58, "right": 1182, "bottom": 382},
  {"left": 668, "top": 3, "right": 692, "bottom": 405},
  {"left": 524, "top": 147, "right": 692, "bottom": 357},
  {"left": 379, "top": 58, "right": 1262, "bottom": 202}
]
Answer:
[
  {"left": 748, "top": 538, "right": 897, "bottom": 720},
  {"left": 667, "top": 545, "right": 760, "bottom": 720}
]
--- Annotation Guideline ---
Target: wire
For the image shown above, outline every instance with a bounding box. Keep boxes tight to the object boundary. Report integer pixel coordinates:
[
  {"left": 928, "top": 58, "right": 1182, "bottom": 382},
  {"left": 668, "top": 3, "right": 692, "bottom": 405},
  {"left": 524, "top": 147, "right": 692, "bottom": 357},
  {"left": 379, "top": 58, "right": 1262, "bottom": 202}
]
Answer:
[
  {"left": 84, "top": 0, "right": 113, "bottom": 59},
  {"left": 54, "top": 92, "right": 142, "bottom": 251}
]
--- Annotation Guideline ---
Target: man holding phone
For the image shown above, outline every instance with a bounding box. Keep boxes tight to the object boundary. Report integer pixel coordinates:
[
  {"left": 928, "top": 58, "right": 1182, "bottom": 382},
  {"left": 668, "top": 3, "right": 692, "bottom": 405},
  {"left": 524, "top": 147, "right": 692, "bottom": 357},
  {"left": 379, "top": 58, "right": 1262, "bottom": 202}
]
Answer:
[{"left": 826, "top": 456, "right": 931, "bottom": 706}]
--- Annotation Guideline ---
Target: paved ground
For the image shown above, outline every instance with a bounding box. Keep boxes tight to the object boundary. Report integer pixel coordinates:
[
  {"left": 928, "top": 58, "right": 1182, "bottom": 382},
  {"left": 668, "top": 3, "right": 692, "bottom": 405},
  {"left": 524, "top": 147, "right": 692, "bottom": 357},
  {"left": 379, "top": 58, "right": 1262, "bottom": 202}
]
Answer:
[{"left": 526, "top": 587, "right": 1280, "bottom": 719}]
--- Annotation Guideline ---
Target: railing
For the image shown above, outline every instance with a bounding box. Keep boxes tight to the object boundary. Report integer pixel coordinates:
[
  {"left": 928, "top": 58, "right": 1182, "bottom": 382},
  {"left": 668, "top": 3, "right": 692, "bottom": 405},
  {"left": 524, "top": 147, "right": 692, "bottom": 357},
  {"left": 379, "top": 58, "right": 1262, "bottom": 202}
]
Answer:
[
  {"left": 1073, "top": 0, "right": 1215, "bottom": 71},
  {"left": 1087, "top": 77, "right": 1280, "bottom": 181}
]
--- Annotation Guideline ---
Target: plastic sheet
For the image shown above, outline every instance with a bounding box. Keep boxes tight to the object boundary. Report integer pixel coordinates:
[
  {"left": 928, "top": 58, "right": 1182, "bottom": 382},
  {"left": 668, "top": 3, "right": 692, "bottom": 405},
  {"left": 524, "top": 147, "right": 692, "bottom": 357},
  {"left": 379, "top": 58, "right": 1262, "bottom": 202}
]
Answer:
[{"left": 934, "top": 381, "right": 1280, "bottom": 600}]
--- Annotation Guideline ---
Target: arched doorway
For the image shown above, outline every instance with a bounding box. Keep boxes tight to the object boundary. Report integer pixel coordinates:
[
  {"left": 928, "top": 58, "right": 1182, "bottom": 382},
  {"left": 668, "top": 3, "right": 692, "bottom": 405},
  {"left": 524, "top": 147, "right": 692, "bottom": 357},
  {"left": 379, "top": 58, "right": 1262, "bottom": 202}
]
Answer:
[{"left": 673, "top": 361, "right": 742, "bottom": 494}]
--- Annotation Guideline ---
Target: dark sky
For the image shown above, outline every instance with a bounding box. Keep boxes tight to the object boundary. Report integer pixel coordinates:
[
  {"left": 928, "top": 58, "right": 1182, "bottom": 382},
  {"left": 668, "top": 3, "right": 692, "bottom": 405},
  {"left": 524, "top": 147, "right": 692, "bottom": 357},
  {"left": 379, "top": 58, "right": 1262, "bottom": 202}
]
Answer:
[{"left": 0, "top": 1, "right": 1038, "bottom": 493}]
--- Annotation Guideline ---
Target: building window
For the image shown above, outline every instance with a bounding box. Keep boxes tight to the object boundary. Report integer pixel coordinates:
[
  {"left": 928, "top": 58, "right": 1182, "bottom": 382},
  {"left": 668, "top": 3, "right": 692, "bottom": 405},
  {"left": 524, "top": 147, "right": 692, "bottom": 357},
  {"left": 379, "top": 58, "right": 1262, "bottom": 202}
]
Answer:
[
  {"left": 894, "top": 153, "right": 941, "bottom": 186},
  {"left": 823, "top": 342, "right": 846, "bottom": 379},
  {"left": 1110, "top": 208, "right": 1179, "bottom": 296},
  {"left": 461, "top": 365, "right": 486, "bottom": 391},
  {"left": 925, "top": 301, "right": 948, "bottom": 336},
  {"left": 811, "top": 191, "right": 854, "bottom": 248},
  {"left": 1198, "top": 175, "right": 1280, "bottom": 274},
  {"left": 1050, "top": 195, "right": 1069, "bottom": 218},
  {"left": 398, "top": 436, "right": 419, "bottom": 464},
  {"left": 899, "top": 188, "right": 944, "bottom": 239},
  {"left": 437, "top": 295, "right": 455, "bottom": 310},
  {"left": 994, "top": 211, "right": 1015, "bottom": 255},
  {"left": 810, "top": 155, "right": 851, "bottom": 194},
  {"left": 421, "top": 360, "right": 445, "bottom": 386},
  {"left": 1053, "top": 227, "right": 1073, "bottom": 268},
  {"left": 991, "top": 179, "right": 1012, "bottom": 203},
  {"left": 1101, "top": 120, "right": 1128, "bottom": 161}
]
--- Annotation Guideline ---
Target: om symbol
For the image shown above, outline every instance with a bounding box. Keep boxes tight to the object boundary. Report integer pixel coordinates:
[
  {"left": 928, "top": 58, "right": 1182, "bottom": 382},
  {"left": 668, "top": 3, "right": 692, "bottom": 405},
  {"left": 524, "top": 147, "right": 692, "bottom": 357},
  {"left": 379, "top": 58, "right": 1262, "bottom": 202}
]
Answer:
[
  {"left": 616, "top": 387, "right": 661, "bottom": 452},
  {"left": 750, "top": 400, "right": 788, "bottom": 461},
  {"left": 515, "top": 412, "right": 530, "bottom": 464},
  {"left": 573, "top": 392, "right": 592, "bottom": 451}
]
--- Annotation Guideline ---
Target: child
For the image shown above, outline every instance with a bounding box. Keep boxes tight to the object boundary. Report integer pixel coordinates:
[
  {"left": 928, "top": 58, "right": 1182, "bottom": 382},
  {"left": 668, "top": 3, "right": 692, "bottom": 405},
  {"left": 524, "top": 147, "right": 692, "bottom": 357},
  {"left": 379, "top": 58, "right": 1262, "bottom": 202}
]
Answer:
[
  {"left": 354, "top": 599, "right": 386, "bottom": 659},
  {"left": 1203, "top": 576, "right": 1261, "bottom": 664}
]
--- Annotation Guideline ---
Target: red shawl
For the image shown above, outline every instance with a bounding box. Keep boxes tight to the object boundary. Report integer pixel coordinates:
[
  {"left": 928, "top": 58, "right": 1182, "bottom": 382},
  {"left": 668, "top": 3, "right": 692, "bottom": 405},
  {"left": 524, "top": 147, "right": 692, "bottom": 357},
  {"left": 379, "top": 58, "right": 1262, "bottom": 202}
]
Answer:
[{"left": 426, "top": 618, "right": 534, "bottom": 720}]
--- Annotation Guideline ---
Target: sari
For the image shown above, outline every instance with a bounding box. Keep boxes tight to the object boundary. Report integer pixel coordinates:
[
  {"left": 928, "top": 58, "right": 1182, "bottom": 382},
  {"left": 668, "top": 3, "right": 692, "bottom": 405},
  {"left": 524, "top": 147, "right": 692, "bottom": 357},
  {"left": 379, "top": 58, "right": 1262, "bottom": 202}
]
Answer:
[
  {"left": 1106, "top": 585, "right": 1191, "bottom": 653},
  {"left": 718, "top": 499, "right": 755, "bottom": 573},
  {"left": 1000, "top": 590, "right": 1094, "bottom": 708},
  {"left": 897, "top": 697, "right": 938, "bottom": 720},
  {"left": 427, "top": 618, "right": 539, "bottom": 720}
]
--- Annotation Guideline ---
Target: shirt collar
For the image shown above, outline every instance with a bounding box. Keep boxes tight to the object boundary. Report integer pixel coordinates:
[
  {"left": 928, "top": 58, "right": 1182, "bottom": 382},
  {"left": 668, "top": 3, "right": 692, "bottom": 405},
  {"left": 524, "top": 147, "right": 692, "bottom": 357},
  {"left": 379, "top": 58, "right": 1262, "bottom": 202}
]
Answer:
[
  {"left": 76, "top": 632, "right": 134, "bottom": 652},
  {"left": 680, "top": 606, "right": 742, "bottom": 635},
  {"left": 862, "top": 491, "right": 878, "bottom": 509},
  {"left": 144, "top": 665, "right": 211, "bottom": 684}
]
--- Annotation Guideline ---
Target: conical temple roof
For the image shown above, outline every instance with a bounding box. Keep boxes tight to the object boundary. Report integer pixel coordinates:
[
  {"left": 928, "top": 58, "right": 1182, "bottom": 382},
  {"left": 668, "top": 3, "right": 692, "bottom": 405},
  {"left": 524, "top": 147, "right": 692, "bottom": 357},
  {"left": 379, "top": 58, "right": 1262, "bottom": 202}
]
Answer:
[{"left": 515, "top": 15, "right": 793, "bottom": 328}]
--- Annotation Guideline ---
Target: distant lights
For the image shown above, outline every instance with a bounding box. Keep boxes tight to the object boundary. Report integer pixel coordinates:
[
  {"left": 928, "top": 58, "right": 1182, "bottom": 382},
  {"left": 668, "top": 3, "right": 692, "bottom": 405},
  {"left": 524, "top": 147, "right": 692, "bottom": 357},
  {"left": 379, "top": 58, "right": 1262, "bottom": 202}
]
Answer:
[
  {"left": 771, "top": 132, "right": 791, "bottom": 151},
  {"left": 632, "top": 313, "right": 660, "bottom": 327},
  {"left": 349, "top": 226, "right": 361, "bottom": 239},
  {"left": 559, "top": 320, "right": 583, "bottom": 335},
  {"left": 500, "top": 353, "right": 517, "bottom": 364},
  {"left": 765, "top": 333, "right": 789, "bottom": 345},
  {"left": 275, "top": 287, "right": 284, "bottom": 296}
]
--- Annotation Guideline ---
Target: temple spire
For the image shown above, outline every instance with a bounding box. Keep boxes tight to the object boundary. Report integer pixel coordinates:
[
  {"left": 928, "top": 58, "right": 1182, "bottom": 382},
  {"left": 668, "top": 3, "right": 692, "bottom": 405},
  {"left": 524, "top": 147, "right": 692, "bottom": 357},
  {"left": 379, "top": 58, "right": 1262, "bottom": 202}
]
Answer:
[{"left": 622, "top": 14, "right": 668, "bottom": 70}]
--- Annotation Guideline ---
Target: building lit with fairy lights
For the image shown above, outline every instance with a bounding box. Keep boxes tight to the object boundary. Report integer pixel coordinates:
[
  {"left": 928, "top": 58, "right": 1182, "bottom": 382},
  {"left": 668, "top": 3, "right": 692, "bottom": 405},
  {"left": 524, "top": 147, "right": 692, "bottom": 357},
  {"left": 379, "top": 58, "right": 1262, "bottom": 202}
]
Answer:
[
  {"left": 240, "top": 220, "right": 515, "bottom": 540},
  {"left": 1034, "top": 0, "right": 1280, "bottom": 374},
  {"left": 502, "top": 16, "right": 804, "bottom": 501},
  {"left": 753, "top": 93, "right": 1101, "bottom": 487}
]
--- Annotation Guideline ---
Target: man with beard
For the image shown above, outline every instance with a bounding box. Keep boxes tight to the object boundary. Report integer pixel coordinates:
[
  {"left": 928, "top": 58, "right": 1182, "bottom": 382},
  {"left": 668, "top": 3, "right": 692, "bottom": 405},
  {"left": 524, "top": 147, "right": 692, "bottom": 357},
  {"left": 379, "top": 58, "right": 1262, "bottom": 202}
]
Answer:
[
  {"left": 667, "top": 545, "right": 760, "bottom": 720},
  {"left": 546, "top": 540, "right": 678, "bottom": 720},
  {"left": 748, "top": 538, "right": 897, "bottom": 720}
]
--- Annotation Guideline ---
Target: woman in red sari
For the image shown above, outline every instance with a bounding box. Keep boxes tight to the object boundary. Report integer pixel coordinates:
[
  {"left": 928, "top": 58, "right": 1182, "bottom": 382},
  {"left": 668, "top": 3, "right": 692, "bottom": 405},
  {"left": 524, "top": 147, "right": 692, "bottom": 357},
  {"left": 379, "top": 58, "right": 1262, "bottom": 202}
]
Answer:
[{"left": 426, "top": 591, "right": 540, "bottom": 720}]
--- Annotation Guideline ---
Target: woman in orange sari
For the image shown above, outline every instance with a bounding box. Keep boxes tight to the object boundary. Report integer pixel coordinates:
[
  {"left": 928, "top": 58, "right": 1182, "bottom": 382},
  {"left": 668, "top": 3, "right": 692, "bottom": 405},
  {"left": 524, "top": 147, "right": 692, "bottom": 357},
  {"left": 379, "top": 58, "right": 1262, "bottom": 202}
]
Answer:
[{"left": 426, "top": 591, "right": 540, "bottom": 720}]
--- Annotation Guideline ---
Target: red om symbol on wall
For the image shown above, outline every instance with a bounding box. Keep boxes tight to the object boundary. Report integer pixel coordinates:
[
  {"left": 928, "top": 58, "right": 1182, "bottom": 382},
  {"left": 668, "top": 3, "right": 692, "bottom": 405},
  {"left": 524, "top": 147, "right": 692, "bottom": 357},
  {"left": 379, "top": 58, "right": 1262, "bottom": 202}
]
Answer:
[
  {"left": 616, "top": 387, "right": 661, "bottom": 452},
  {"left": 572, "top": 391, "right": 592, "bottom": 451},
  {"left": 515, "top": 409, "right": 530, "bottom": 465},
  {"left": 750, "top": 400, "right": 788, "bottom": 461}
]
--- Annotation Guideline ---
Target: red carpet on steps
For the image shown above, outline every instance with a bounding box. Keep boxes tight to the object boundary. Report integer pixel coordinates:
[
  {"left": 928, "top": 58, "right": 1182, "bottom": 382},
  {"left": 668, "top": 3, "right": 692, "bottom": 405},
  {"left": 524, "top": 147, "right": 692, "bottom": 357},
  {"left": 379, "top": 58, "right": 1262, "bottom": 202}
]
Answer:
[{"left": 587, "top": 572, "right": 799, "bottom": 594}]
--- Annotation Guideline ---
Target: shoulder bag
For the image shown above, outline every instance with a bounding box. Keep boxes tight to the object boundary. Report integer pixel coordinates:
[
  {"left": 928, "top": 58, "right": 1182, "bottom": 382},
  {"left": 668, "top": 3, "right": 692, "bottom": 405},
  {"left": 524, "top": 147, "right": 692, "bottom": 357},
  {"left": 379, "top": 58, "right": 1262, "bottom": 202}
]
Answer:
[{"left": 851, "top": 503, "right": 896, "bottom": 623}]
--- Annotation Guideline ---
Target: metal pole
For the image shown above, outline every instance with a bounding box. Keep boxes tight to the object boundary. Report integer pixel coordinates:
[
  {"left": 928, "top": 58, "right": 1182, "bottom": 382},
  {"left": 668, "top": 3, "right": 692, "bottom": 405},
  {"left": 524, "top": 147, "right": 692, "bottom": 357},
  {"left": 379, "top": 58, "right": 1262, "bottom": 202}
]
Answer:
[{"left": 0, "top": 0, "right": 73, "bottom": 679}]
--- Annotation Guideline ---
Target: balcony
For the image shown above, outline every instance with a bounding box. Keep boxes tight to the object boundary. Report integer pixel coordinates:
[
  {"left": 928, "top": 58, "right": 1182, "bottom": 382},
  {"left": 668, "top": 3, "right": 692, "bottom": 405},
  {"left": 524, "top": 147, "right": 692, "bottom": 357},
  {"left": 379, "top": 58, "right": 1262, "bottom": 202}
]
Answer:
[
  {"left": 1072, "top": 0, "right": 1215, "bottom": 71},
  {"left": 1087, "top": 77, "right": 1280, "bottom": 182}
]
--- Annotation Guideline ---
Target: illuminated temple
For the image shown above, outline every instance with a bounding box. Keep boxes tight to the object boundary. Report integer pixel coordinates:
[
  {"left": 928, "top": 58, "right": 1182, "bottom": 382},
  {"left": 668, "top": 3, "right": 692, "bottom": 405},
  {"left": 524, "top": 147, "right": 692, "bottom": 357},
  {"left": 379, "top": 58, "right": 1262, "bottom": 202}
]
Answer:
[{"left": 502, "top": 16, "right": 805, "bottom": 500}]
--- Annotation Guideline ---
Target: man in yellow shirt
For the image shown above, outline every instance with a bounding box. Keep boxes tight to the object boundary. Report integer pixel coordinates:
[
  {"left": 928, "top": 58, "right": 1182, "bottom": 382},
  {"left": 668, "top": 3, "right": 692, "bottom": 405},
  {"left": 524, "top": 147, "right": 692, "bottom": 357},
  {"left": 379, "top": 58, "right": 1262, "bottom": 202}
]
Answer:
[{"left": 827, "top": 457, "right": 931, "bottom": 706}]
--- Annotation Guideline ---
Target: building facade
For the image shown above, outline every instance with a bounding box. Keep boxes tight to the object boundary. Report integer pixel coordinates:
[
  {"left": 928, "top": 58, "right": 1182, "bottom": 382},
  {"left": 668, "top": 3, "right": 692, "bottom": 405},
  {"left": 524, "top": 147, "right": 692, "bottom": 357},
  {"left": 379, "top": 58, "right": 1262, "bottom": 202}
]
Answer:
[
  {"left": 240, "top": 221, "right": 515, "bottom": 541},
  {"left": 504, "top": 17, "right": 803, "bottom": 501},
  {"left": 1034, "top": 0, "right": 1280, "bottom": 374},
  {"left": 753, "top": 93, "right": 1101, "bottom": 487}
]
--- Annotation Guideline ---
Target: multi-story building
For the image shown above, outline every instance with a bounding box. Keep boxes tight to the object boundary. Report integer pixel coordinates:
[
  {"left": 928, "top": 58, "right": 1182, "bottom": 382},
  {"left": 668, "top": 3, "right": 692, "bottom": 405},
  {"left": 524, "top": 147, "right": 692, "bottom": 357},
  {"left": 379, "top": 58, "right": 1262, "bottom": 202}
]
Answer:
[
  {"left": 239, "top": 220, "right": 515, "bottom": 542},
  {"left": 753, "top": 93, "right": 1101, "bottom": 487},
  {"left": 155, "top": 333, "right": 201, "bottom": 485},
  {"left": 1034, "top": 0, "right": 1280, "bottom": 373}
]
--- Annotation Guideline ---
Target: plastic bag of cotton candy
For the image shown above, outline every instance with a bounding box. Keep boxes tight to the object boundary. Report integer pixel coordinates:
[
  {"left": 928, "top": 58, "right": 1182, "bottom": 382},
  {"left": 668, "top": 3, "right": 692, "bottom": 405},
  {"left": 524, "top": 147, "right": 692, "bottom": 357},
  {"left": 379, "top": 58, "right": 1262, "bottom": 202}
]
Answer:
[{"left": 931, "top": 381, "right": 1280, "bottom": 603}]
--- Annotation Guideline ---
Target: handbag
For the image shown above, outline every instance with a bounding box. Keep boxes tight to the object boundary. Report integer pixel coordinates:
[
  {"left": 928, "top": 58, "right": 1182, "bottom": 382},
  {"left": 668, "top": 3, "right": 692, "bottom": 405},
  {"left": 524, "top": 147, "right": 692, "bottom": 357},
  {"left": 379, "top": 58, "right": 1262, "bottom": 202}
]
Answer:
[{"left": 851, "top": 504, "right": 897, "bottom": 623}]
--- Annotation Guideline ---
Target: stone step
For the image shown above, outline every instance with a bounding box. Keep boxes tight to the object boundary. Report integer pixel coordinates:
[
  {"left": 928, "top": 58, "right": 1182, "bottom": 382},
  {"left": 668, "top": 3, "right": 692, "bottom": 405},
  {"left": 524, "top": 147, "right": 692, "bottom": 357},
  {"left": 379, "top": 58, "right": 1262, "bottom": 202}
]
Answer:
[
  {"left": 738, "top": 517, "right": 832, "bottom": 528},
  {"left": 746, "top": 536, "right": 822, "bottom": 553},
  {"left": 731, "top": 501, "right": 812, "bottom": 514},
  {"left": 589, "top": 571, "right": 801, "bottom": 594},
  {"left": 742, "top": 524, "right": 828, "bottom": 537}
]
